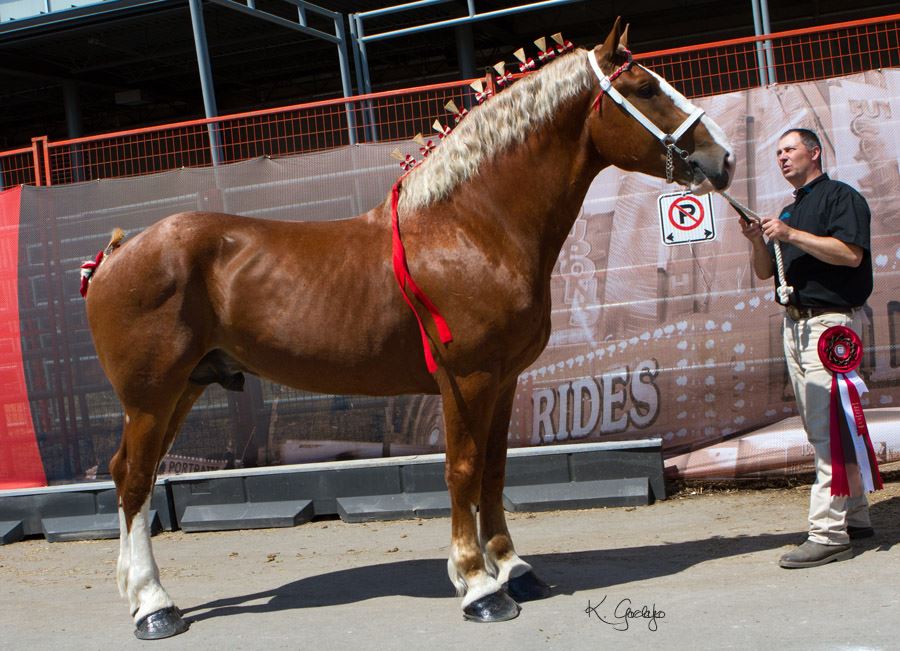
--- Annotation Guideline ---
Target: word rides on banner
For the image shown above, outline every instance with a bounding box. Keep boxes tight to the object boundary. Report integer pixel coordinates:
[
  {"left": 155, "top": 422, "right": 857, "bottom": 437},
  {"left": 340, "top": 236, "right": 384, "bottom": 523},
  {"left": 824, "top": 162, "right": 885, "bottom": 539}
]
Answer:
[{"left": 531, "top": 359, "right": 660, "bottom": 443}]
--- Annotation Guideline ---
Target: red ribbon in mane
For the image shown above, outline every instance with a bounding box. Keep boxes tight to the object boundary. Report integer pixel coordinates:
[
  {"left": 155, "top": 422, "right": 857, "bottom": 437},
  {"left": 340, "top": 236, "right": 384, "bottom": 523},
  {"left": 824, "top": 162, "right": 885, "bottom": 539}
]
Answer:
[
  {"left": 391, "top": 180, "right": 453, "bottom": 373},
  {"left": 818, "top": 325, "right": 883, "bottom": 497}
]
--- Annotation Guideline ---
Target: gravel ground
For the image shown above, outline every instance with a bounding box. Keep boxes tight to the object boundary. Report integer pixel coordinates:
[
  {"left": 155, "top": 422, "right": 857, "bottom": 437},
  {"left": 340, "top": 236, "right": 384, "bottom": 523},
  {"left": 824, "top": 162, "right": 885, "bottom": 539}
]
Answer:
[{"left": 1, "top": 481, "right": 898, "bottom": 650}]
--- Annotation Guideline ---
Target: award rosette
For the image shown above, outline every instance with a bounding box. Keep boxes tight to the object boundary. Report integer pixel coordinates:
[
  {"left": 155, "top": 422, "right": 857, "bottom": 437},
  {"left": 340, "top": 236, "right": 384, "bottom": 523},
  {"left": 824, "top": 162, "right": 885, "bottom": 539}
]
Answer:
[{"left": 817, "top": 325, "right": 883, "bottom": 497}]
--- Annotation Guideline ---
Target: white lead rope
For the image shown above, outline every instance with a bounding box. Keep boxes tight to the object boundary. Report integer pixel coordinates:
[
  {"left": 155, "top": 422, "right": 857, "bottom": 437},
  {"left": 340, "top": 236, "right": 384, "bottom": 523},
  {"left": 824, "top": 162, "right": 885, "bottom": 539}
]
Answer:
[{"left": 720, "top": 190, "right": 794, "bottom": 305}]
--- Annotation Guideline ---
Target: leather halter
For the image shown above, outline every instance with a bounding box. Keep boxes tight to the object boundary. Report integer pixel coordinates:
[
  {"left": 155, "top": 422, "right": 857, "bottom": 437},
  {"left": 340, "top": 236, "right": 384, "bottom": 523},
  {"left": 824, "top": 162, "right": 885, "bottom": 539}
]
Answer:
[{"left": 587, "top": 50, "right": 705, "bottom": 183}]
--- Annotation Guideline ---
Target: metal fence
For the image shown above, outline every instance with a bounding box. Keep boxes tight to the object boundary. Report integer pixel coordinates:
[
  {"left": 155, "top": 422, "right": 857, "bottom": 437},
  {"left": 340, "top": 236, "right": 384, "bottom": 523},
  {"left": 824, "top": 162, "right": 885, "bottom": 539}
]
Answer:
[{"left": 1, "top": 13, "right": 899, "bottom": 189}]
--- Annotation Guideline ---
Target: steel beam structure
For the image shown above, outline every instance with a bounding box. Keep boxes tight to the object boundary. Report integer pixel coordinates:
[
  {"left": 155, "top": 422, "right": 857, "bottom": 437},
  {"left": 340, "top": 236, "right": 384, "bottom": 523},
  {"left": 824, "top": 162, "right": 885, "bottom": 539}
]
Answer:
[
  {"left": 207, "top": 0, "right": 357, "bottom": 145},
  {"left": 751, "top": 0, "right": 776, "bottom": 85},
  {"left": 351, "top": 0, "right": 585, "bottom": 98}
]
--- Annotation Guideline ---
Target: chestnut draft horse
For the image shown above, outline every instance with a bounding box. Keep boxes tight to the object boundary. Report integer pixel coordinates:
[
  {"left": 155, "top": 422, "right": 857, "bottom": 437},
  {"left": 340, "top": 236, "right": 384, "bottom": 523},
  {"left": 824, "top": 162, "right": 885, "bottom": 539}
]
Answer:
[{"left": 85, "top": 20, "right": 733, "bottom": 639}]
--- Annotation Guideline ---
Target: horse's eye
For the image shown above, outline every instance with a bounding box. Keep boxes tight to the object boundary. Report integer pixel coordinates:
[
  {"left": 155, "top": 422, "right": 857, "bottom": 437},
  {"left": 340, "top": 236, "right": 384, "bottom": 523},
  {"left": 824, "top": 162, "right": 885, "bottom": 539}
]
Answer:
[{"left": 636, "top": 84, "right": 656, "bottom": 99}]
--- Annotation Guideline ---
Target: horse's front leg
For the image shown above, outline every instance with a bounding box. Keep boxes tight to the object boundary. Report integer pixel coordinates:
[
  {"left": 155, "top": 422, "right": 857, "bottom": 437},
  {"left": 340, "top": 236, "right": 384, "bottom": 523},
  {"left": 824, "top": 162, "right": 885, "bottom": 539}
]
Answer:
[
  {"left": 439, "top": 370, "right": 520, "bottom": 622},
  {"left": 479, "top": 385, "right": 551, "bottom": 603}
]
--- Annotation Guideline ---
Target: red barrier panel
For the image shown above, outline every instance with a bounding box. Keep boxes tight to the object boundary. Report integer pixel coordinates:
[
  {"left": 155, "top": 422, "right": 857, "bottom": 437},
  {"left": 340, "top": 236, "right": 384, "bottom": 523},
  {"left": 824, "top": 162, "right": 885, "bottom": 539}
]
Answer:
[{"left": 0, "top": 186, "right": 46, "bottom": 488}]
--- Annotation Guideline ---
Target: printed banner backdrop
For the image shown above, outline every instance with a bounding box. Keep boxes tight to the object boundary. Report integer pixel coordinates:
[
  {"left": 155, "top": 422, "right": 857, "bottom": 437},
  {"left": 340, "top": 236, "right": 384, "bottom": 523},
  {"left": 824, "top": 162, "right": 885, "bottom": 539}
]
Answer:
[
  {"left": 0, "top": 186, "right": 45, "bottom": 488},
  {"left": 8, "top": 69, "right": 900, "bottom": 485}
]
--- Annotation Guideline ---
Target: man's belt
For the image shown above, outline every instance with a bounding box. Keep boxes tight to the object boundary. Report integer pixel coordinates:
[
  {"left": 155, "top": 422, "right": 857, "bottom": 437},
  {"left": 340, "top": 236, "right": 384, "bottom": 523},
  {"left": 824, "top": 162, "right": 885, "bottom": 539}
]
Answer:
[{"left": 785, "top": 305, "right": 856, "bottom": 321}]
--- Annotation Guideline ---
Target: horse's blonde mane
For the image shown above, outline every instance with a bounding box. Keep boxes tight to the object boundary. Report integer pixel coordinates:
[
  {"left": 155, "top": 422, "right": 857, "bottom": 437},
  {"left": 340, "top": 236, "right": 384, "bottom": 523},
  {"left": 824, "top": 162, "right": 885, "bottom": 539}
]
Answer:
[{"left": 400, "top": 49, "right": 594, "bottom": 211}]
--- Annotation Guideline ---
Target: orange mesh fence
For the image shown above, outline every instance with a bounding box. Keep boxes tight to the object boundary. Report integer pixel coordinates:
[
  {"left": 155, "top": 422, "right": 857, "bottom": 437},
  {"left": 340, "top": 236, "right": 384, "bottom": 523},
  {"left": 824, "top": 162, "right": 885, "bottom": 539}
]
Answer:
[
  {"left": 46, "top": 81, "right": 475, "bottom": 186},
  {"left": 0, "top": 147, "right": 39, "bottom": 189},
  {"left": 6, "top": 14, "right": 900, "bottom": 187},
  {"left": 639, "top": 14, "right": 900, "bottom": 98}
]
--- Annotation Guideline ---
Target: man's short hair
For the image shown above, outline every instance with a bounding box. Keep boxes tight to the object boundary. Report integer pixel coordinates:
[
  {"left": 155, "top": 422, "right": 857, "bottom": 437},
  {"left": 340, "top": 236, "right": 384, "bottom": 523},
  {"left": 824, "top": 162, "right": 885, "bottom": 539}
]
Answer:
[{"left": 780, "top": 128, "right": 823, "bottom": 168}]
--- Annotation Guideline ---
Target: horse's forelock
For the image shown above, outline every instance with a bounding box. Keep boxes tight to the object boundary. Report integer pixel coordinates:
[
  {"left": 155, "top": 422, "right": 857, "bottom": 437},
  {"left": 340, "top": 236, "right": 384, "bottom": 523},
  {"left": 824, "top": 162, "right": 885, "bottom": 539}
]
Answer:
[{"left": 400, "top": 49, "right": 594, "bottom": 211}]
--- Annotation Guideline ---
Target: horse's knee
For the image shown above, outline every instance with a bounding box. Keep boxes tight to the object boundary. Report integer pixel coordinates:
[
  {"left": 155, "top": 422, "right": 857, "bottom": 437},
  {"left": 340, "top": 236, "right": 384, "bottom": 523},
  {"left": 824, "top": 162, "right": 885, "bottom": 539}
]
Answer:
[{"left": 445, "top": 457, "right": 483, "bottom": 501}]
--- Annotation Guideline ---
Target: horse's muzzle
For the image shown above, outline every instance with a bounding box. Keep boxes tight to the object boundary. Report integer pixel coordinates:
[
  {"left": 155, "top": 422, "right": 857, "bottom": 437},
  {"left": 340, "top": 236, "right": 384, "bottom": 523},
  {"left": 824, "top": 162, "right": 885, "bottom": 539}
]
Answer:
[{"left": 688, "top": 149, "right": 734, "bottom": 194}]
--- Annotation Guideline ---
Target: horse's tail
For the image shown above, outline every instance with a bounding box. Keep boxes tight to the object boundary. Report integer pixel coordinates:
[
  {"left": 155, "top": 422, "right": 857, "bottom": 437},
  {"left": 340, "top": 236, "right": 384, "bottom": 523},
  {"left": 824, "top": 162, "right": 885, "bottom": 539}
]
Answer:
[
  {"left": 104, "top": 227, "right": 126, "bottom": 255},
  {"left": 80, "top": 228, "right": 126, "bottom": 298}
]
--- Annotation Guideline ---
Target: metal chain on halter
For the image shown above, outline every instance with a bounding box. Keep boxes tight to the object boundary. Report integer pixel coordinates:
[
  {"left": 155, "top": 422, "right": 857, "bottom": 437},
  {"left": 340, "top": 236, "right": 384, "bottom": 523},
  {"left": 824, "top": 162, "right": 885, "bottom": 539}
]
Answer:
[
  {"left": 665, "top": 137, "right": 690, "bottom": 184},
  {"left": 720, "top": 191, "right": 794, "bottom": 305}
]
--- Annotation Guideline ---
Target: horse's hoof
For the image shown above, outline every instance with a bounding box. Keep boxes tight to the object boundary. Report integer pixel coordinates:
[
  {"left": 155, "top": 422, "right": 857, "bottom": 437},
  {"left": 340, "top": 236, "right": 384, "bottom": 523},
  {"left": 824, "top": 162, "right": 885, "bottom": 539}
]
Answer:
[
  {"left": 506, "top": 571, "right": 551, "bottom": 603},
  {"left": 463, "top": 591, "right": 521, "bottom": 623},
  {"left": 134, "top": 606, "right": 189, "bottom": 640}
]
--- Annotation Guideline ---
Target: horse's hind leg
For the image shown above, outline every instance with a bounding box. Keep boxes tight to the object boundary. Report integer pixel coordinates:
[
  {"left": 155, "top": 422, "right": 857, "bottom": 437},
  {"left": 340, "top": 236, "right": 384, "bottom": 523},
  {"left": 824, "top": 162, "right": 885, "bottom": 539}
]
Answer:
[
  {"left": 111, "top": 384, "right": 203, "bottom": 640},
  {"left": 479, "top": 386, "right": 551, "bottom": 603},
  {"left": 440, "top": 371, "right": 520, "bottom": 622}
]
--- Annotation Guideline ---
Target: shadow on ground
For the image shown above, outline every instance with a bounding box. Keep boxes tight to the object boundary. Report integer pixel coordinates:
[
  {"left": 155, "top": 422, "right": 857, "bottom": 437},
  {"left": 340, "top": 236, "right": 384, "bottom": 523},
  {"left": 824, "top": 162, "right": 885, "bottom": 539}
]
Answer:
[
  {"left": 181, "top": 531, "right": 796, "bottom": 623},
  {"left": 181, "top": 495, "right": 898, "bottom": 626}
]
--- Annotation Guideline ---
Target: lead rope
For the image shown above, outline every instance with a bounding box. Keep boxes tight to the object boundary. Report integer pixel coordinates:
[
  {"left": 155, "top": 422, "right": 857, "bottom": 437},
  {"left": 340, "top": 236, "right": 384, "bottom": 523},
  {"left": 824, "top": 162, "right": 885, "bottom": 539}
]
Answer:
[{"left": 720, "top": 191, "right": 794, "bottom": 305}]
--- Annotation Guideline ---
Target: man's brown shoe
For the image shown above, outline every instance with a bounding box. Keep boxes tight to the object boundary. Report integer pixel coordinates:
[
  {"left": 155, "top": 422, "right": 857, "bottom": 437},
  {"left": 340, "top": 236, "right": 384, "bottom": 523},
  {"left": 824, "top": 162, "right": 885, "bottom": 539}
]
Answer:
[
  {"left": 779, "top": 541, "right": 853, "bottom": 568},
  {"left": 848, "top": 525, "right": 875, "bottom": 540}
]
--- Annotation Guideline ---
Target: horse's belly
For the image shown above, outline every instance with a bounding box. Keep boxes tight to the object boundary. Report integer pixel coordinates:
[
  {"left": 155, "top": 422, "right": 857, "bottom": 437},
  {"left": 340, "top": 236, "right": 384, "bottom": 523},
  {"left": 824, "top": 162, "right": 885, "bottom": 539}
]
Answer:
[{"left": 220, "top": 321, "right": 439, "bottom": 397}]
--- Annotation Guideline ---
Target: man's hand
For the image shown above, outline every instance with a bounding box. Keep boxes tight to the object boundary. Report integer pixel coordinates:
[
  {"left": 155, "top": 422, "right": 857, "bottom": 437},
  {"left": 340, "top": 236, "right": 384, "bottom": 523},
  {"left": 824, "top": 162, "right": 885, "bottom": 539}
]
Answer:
[
  {"left": 760, "top": 216, "right": 792, "bottom": 242},
  {"left": 755, "top": 215, "right": 864, "bottom": 267},
  {"left": 739, "top": 216, "right": 764, "bottom": 242},
  {"left": 738, "top": 215, "right": 774, "bottom": 280}
]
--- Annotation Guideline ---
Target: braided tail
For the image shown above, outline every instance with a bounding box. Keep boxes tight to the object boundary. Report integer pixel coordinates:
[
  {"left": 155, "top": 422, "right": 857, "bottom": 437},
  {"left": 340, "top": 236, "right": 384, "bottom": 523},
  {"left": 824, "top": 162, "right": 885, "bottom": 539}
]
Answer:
[
  {"left": 80, "top": 228, "right": 126, "bottom": 298},
  {"left": 105, "top": 227, "right": 126, "bottom": 255}
]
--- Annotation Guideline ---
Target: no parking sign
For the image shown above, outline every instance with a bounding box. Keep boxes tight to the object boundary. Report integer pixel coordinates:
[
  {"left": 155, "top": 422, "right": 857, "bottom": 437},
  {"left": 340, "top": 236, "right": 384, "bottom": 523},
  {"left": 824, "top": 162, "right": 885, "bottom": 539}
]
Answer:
[{"left": 658, "top": 191, "right": 716, "bottom": 246}]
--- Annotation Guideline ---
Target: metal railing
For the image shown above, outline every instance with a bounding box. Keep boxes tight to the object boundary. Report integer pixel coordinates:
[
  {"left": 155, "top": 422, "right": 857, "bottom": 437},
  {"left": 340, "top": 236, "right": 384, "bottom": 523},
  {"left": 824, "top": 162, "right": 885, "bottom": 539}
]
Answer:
[{"left": 2, "top": 13, "right": 898, "bottom": 189}]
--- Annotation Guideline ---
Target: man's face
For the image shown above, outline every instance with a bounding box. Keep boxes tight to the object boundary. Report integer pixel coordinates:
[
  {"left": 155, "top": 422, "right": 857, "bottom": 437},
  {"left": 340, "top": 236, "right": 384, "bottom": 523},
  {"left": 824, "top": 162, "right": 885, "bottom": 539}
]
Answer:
[{"left": 776, "top": 132, "right": 821, "bottom": 188}]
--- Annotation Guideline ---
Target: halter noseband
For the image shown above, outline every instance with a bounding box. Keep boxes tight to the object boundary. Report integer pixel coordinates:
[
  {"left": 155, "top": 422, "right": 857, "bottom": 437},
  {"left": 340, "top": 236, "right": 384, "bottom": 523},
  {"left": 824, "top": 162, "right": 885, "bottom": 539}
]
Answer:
[{"left": 587, "top": 49, "right": 705, "bottom": 184}]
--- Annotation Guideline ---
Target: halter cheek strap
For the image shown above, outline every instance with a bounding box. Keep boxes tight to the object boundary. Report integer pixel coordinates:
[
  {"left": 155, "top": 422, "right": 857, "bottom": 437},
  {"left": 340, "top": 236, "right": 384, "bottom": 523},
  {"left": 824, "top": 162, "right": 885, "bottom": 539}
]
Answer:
[{"left": 587, "top": 50, "right": 706, "bottom": 183}]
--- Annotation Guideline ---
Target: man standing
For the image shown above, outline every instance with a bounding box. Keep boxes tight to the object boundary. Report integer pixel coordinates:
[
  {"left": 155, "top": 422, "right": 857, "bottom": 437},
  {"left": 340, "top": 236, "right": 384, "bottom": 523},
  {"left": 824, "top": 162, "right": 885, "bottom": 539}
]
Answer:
[{"left": 740, "top": 128, "right": 874, "bottom": 568}]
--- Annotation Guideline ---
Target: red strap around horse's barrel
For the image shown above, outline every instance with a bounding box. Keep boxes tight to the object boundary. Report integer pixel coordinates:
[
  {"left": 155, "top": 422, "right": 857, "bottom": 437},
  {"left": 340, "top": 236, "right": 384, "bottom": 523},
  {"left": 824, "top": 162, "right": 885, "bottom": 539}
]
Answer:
[{"left": 391, "top": 181, "right": 453, "bottom": 373}]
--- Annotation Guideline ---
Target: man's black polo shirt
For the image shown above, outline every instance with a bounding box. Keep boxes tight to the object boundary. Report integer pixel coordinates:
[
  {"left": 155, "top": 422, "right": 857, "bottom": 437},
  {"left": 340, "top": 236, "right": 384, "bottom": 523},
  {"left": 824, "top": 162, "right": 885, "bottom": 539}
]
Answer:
[{"left": 767, "top": 173, "right": 873, "bottom": 308}]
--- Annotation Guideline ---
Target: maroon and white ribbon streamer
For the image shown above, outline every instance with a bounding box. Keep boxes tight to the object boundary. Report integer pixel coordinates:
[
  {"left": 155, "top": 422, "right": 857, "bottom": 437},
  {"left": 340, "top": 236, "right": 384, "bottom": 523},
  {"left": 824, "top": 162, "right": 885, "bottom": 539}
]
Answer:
[{"left": 818, "top": 325, "right": 883, "bottom": 497}]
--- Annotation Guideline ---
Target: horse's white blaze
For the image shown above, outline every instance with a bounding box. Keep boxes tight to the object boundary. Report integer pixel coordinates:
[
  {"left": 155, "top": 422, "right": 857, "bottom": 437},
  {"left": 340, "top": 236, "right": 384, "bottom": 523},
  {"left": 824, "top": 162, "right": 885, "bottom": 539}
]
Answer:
[
  {"left": 122, "top": 495, "right": 173, "bottom": 622},
  {"left": 645, "top": 68, "right": 735, "bottom": 191}
]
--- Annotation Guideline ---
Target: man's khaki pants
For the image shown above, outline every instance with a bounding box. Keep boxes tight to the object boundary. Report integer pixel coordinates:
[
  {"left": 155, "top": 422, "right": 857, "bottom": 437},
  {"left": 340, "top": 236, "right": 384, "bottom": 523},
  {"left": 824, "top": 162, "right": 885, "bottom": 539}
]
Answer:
[{"left": 783, "top": 308, "right": 871, "bottom": 545}]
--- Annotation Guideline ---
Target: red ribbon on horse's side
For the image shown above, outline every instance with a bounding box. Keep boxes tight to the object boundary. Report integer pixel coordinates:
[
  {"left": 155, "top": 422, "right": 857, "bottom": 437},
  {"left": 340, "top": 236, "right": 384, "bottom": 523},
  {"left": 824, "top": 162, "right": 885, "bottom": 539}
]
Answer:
[
  {"left": 818, "top": 325, "right": 883, "bottom": 497},
  {"left": 391, "top": 180, "right": 453, "bottom": 373},
  {"left": 79, "top": 250, "right": 104, "bottom": 298}
]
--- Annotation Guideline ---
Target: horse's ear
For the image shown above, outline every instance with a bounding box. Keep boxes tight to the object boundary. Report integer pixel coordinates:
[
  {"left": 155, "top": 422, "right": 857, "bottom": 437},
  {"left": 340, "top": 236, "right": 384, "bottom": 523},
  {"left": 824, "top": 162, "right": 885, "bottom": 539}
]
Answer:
[
  {"left": 596, "top": 16, "right": 623, "bottom": 63},
  {"left": 617, "top": 23, "right": 630, "bottom": 54}
]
